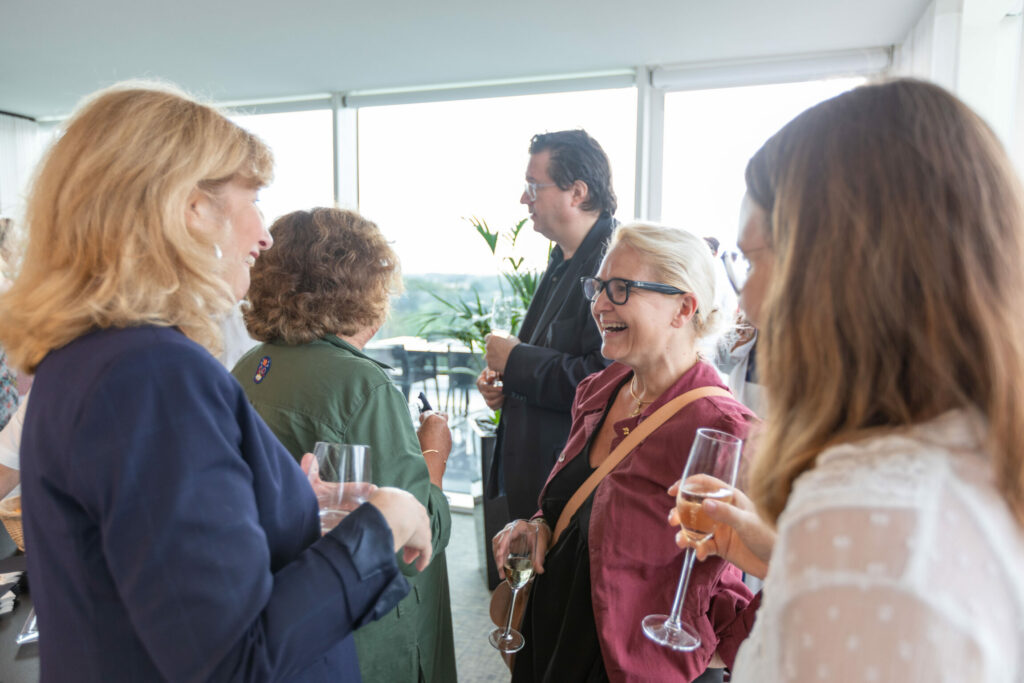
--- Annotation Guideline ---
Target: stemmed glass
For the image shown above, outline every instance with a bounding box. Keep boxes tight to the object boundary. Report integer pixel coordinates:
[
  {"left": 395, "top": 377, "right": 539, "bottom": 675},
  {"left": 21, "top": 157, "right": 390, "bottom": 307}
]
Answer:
[
  {"left": 489, "top": 295, "right": 516, "bottom": 388},
  {"left": 490, "top": 295, "right": 515, "bottom": 338},
  {"left": 642, "top": 428, "right": 743, "bottom": 650},
  {"left": 309, "top": 442, "right": 373, "bottom": 534},
  {"left": 488, "top": 523, "right": 539, "bottom": 653}
]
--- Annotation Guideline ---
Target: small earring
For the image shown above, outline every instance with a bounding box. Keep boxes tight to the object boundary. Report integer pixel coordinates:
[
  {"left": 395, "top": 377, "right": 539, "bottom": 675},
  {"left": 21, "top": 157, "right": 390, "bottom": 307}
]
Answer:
[{"left": 214, "top": 244, "right": 223, "bottom": 260}]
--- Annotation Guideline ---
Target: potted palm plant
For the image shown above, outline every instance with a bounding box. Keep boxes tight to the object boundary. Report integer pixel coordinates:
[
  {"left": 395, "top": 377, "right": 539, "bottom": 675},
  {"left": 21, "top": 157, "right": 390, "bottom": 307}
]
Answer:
[
  {"left": 419, "top": 216, "right": 546, "bottom": 434},
  {"left": 418, "top": 217, "right": 547, "bottom": 585}
]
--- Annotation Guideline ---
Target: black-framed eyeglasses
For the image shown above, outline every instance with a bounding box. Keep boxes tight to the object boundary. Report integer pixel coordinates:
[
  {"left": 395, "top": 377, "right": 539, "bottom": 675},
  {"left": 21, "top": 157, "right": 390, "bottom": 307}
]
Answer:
[{"left": 580, "top": 276, "right": 687, "bottom": 305}]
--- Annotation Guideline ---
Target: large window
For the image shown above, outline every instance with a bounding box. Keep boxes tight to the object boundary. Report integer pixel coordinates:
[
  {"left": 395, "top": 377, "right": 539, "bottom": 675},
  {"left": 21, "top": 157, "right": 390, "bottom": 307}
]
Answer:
[
  {"left": 230, "top": 109, "right": 334, "bottom": 225},
  {"left": 0, "top": 115, "right": 49, "bottom": 221},
  {"left": 225, "top": 81, "right": 881, "bottom": 340},
  {"left": 660, "top": 78, "right": 864, "bottom": 248},
  {"left": 358, "top": 88, "right": 637, "bottom": 276}
]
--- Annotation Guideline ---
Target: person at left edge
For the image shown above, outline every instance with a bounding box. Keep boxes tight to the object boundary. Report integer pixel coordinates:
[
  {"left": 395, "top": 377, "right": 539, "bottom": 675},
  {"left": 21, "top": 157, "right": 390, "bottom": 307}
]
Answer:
[
  {"left": 0, "top": 83, "right": 431, "bottom": 682},
  {"left": 232, "top": 207, "right": 456, "bottom": 683},
  {"left": 0, "top": 224, "right": 20, "bottom": 433}
]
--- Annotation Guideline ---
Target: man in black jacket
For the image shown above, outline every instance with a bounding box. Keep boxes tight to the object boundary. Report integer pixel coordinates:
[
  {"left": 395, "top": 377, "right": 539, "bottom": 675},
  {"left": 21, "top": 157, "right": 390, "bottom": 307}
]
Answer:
[{"left": 478, "top": 129, "right": 617, "bottom": 548}]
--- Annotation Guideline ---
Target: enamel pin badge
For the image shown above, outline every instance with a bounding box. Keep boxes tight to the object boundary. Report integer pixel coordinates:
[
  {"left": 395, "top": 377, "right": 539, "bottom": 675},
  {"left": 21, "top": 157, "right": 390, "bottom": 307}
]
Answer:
[{"left": 254, "top": 356, "right": 271, "bottom": 384}]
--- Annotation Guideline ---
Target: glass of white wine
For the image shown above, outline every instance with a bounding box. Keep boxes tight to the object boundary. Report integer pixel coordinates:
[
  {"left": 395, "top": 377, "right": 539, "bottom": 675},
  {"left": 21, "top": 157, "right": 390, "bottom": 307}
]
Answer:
[
  {"left": 642, "top": 427, "right": 742, "bottom": 650},
  {"left": 490, "top": 295, "right": 515, "bottom": 338},
  {"left": 488, "top": 522, "right": 539, "bottom": 653}
]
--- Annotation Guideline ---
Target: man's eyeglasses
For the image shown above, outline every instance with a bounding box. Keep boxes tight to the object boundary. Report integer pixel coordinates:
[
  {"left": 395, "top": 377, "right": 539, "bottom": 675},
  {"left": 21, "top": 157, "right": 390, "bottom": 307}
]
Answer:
[
  {"left": 524, "top": 181, "right": 557, "bottom": 201},
  {"left": 580, "top": 276, "right": 687, "bottom": 305}
]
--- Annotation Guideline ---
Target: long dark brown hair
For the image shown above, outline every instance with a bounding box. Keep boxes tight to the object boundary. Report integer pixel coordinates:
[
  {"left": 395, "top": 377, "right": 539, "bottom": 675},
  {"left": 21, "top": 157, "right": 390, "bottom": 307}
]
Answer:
[{"left": 748, "top": 79, "right": 1024, "bottom": 527}]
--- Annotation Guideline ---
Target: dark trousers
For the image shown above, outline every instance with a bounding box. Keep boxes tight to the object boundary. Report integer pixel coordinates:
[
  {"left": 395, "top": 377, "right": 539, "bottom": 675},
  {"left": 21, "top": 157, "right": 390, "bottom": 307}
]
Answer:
[{"left": 694, "top": 667, "right": 725, "bottom": 683}]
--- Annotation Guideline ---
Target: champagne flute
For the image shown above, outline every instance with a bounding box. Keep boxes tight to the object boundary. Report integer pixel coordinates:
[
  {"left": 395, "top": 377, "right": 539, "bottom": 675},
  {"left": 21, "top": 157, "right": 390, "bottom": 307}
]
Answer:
[
  {"left": 309, "top": 442, "right": 373, "bottom": 534},
  {"left": 488, "top": 522, "right": 539, "bottom": 653},
  {"left": 490, "top": 295, "right": 515, "bottom": 338},
  {"left": 642, "top": 428, "right": 742, "bottom": 650}
]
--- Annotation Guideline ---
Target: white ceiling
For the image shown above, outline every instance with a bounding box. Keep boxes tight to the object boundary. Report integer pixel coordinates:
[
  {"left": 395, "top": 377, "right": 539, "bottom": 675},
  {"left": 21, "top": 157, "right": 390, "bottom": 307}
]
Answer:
[{"left": 2, "top": 0, "right": 930, "bottom": 120}]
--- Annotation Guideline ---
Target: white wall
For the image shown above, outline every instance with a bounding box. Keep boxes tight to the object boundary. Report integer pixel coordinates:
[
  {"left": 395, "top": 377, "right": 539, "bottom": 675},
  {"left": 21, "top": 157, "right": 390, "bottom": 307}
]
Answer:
[
  {"left": 894, "top": 0, "right": 965, "bottom": 89},
  {"left": 958, "top": 0, "right": 1023, "bottom": 150},
  {"left": 0, "top": 114, "right": 42, "bottom": 222},
  {"left": 895, "top": 0, "right": 1024, "bottom": 167}
]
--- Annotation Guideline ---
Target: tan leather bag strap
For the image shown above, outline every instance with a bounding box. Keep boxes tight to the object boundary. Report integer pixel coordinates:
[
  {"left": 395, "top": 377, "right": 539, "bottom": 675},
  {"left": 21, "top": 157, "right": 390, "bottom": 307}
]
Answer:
[{"left": 551, "top": 386, "right": 731, "bottom": 545}]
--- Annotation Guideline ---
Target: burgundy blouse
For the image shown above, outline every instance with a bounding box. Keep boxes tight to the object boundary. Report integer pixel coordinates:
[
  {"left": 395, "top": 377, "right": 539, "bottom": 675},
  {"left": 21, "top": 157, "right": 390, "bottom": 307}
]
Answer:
[{"left": 537, "top": 360, "right": 756, "bottom": 682}]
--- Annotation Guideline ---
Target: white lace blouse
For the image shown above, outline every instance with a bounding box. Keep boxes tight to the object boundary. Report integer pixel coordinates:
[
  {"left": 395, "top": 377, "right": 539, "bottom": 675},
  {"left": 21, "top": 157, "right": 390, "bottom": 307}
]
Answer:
[{"left": 732, "top": 411, "right": 1024, "bottom": 682}]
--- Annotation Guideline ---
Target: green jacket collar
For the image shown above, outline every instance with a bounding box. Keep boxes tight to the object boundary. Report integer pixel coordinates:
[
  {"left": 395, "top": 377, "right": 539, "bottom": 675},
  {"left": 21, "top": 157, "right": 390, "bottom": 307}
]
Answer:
[{"left": 318, "top": 334, "right": 393, "bottom": 370}]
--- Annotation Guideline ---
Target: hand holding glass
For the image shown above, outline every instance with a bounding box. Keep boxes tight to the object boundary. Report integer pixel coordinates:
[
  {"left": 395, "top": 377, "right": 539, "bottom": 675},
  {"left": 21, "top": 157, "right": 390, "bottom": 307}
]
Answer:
[
  {"left": 642, "top": 428, "right": 743, "bottom": 650},
  {"left": 488, "top": 522, "right": 539, "bottom": 654},
  {"left": 309, "top": 443, "right": 373, "bottom": 534},
  {"left": 488, "top": 296, "right": 516, "bottom": 387},
  {"left": 490, "top": 295, "right": 515, "bottom": 338}
]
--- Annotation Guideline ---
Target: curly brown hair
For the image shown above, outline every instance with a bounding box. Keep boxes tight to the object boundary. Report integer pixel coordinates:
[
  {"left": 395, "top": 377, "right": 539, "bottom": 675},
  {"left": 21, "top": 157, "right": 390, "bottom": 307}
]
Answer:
[{"left": 243, "top": 207, "right": 401, "bottom": 344}]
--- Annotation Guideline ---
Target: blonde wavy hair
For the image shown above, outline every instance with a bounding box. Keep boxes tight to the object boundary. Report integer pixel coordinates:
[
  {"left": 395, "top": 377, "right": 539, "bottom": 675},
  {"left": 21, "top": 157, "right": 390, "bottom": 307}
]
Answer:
[
  {"left": 609, "top": 222, "right": 726, "bottom": 341},
  {"left": 0, "top": 83, "right": 273, "bottom": 372},
  {"left": 747, "top": 79, "right": 1024, "bottom": 527}
]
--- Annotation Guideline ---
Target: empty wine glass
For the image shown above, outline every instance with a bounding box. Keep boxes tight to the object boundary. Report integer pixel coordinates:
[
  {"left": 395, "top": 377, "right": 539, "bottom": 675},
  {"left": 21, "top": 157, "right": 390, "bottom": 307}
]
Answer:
[
  {"left": 309, "top": 443, "right": 373, "bottom": 534},
  {"left": 488, "top": 522, "right": 539, "bottom": 653},
  {"left": 642, "top": 428, "right": 743, "bottom": 650}
]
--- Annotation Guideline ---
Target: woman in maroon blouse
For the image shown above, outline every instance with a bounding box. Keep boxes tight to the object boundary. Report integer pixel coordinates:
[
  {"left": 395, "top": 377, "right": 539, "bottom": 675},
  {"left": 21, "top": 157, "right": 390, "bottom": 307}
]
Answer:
[{"left": 493, "top": 222, "right": 755, "bottom": 682}]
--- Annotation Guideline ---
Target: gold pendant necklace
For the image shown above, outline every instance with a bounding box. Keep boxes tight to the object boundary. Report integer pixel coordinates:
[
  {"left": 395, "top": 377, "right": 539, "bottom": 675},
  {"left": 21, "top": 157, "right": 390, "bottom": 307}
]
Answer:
[{"left": 628, "top": 376, "right": 652, "bottom": 417}]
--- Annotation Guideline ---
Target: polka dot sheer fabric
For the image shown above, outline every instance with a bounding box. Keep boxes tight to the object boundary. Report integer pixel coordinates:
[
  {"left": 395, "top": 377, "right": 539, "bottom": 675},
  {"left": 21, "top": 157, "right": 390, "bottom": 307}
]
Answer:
[{"left": 732, "top": 411, "right": 1024, "bottom": 682}]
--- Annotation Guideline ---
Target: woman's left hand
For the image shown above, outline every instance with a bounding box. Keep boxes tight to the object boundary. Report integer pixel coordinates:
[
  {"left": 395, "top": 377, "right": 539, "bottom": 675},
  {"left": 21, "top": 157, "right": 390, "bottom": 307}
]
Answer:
[
  {"left": 417, "top": 412, "right": 451, "bottom": 487},
  {"left": 491, "top": 519, "right": 551, "bottom": 579}
]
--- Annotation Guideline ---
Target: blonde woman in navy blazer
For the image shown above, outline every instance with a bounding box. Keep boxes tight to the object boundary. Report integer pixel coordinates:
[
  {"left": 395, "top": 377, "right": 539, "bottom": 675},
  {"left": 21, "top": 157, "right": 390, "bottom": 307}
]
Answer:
[{"left": 0, "top": 83, "right": 432, "bottom": 683}]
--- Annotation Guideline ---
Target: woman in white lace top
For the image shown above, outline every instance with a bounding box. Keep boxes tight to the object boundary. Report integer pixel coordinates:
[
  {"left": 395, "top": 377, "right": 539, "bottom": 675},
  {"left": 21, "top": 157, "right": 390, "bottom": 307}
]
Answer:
[{"left": 672, "top": 79, "right": 1024, "bottom": 681}]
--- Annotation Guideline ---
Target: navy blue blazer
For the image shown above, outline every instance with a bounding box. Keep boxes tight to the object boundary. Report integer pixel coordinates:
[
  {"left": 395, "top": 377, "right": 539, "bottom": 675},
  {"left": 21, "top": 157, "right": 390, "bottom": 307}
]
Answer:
[{"left": 21, "top": 326, "right": 408, "bottom": 682}]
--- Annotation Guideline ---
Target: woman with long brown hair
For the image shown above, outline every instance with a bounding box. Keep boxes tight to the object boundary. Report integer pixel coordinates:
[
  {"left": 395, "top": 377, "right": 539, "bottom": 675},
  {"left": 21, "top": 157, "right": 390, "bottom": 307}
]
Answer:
[{"left": 676, "top": 79, "right": 1024, "bottom": 681}]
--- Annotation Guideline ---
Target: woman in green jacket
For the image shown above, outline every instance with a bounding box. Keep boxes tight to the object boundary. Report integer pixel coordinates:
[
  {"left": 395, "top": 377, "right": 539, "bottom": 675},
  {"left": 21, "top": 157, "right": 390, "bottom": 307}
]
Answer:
[{"left": 232, "top": 207, "right": 456, "bottom": 682}]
